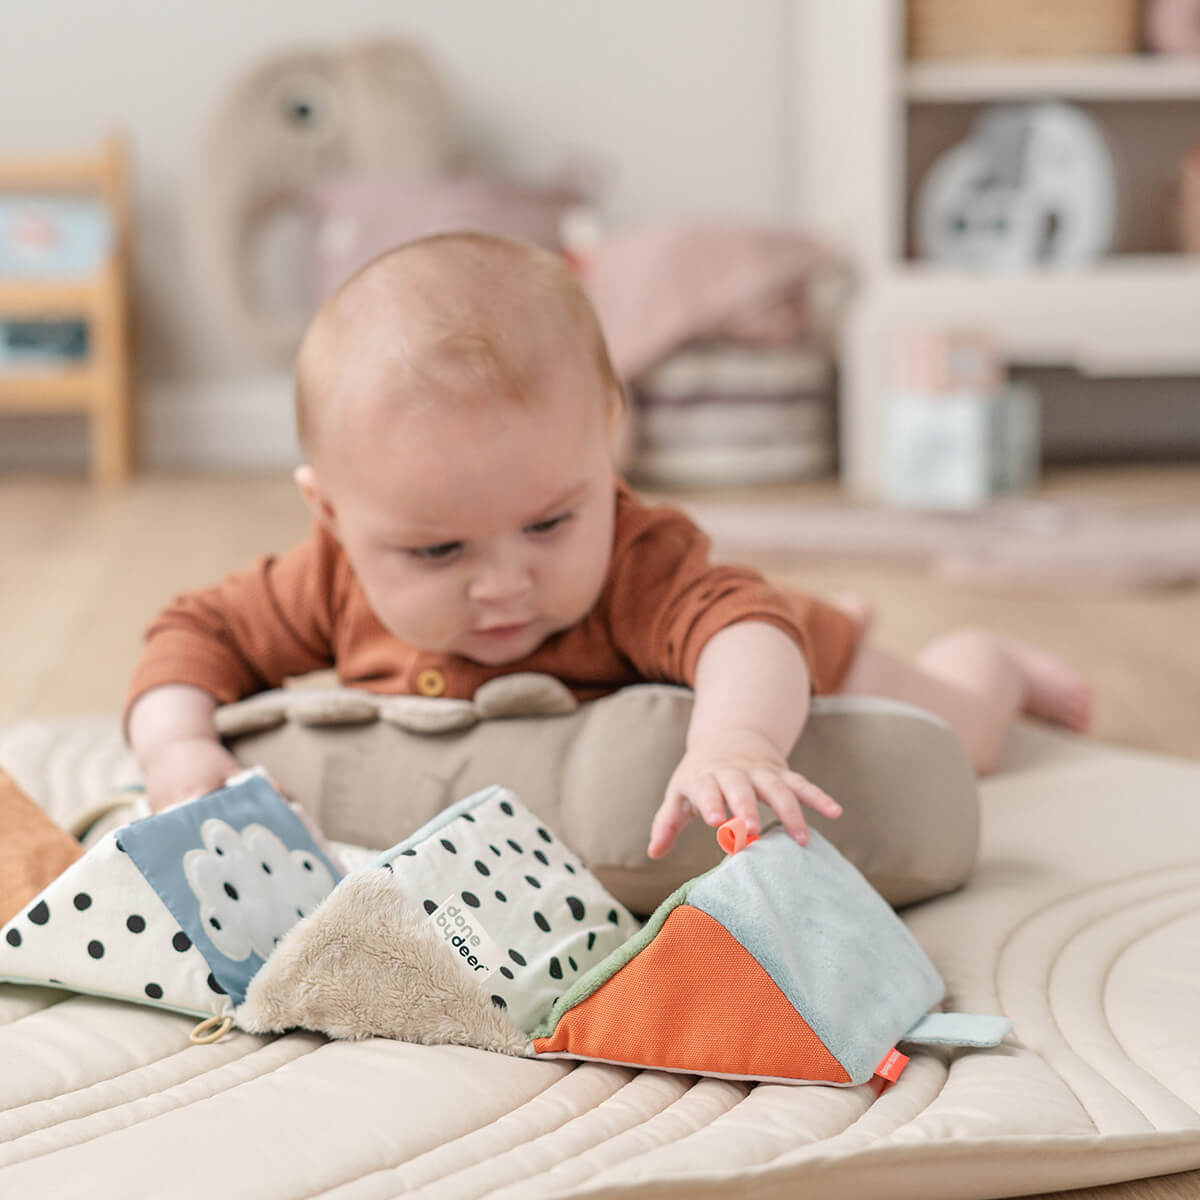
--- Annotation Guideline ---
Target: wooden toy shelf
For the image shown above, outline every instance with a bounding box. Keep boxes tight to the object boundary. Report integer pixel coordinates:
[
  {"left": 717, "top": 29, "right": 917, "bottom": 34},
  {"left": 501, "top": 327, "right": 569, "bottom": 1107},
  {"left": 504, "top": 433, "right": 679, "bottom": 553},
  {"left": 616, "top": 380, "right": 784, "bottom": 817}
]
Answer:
[{"left": 0, "top": 136, "right": 133, "bottom": 482}]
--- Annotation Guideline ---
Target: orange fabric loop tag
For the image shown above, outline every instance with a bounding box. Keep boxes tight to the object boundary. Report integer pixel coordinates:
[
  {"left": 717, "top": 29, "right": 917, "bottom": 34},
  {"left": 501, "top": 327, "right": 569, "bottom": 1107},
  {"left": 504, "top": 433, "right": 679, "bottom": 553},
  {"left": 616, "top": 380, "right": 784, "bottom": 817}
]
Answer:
[
  {"left": 717, "top": 817, "right": 759, "bottom": 856},
  {"left": 874, "top": 1047, "right": 909, "bottom": 1083}
]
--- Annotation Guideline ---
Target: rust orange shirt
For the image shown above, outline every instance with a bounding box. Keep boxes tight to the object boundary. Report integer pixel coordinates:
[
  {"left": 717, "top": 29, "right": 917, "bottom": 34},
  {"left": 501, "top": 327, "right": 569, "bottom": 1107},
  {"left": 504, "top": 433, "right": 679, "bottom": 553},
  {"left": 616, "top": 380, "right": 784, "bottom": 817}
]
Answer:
[{"left": 125, "top": 484, "right": 859, "bottom": 721}]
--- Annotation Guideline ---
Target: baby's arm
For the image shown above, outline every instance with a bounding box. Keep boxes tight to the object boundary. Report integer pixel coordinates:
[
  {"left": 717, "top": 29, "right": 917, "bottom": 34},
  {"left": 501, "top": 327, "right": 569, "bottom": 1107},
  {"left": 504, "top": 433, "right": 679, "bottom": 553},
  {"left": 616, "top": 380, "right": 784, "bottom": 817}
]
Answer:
[
  {"left": 127, "top": 684, "right": 240, "bottom": 812},
  {"left": 124, "top": 528, "right": 342, "bottom": 810},
  {"left": 647, "top": 622, "right": 841, "bottom": 858}
]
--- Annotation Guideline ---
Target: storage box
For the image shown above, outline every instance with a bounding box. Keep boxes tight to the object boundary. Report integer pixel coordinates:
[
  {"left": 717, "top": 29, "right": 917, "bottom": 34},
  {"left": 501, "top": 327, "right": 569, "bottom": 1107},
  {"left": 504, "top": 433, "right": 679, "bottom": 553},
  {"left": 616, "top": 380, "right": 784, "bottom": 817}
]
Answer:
[
  {"left": 907, "top": 0, "right": 1140, "bottom": 60},
  {"left": 885, "top": 385, "right": 1040, "bottom": 510}
]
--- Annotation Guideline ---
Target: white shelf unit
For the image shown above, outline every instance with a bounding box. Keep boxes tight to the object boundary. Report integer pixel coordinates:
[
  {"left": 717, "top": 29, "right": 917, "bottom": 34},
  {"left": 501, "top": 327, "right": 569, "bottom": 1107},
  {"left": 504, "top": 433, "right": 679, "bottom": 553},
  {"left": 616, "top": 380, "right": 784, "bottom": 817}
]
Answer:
[
  {"left": 905, "top": 55, "right": 1200, "bottom": 103},
  {"left": 792, "top": 1, "right": 1200, "bottom": 497}
]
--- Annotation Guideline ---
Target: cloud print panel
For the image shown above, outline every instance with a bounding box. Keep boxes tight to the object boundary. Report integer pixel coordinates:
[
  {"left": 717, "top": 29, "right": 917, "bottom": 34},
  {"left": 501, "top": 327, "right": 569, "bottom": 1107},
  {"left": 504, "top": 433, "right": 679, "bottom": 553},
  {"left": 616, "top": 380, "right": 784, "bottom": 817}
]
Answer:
[{"left": 183, "top": 819, "right": 336, "bottom": 961}]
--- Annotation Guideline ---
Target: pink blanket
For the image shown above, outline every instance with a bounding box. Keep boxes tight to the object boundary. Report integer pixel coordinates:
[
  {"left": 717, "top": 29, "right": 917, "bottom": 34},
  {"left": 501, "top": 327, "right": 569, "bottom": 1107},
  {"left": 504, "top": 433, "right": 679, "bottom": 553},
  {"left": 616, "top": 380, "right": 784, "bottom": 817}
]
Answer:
[{"left": 581, "top": 225, "right": 843, "bottom": 380}]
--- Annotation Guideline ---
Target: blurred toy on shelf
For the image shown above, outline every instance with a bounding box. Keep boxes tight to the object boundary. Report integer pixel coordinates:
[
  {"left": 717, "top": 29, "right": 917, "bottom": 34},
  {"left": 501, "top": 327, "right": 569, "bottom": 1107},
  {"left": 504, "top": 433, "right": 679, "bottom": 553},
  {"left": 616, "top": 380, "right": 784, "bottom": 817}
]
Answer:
[
  {"left": 916, "top": 102, "right": 1116, "bottom": 269},
  {"left": 1145, "top": 0, "right": 1200, "bottom": 54},
  {"left": 885, "top": 329, "right": 1040, "bottom": 510}
]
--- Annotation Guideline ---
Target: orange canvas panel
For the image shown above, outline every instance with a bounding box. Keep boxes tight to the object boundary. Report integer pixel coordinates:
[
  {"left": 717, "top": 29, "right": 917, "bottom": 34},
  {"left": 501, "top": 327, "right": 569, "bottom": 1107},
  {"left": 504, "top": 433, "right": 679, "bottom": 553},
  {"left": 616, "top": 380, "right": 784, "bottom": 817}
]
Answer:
[
  {"left": 532, "top": 904, "right": 851, "bottom": 1083},
  {"left": 0, "top": 769, "right": 82, "bottom": 926}
]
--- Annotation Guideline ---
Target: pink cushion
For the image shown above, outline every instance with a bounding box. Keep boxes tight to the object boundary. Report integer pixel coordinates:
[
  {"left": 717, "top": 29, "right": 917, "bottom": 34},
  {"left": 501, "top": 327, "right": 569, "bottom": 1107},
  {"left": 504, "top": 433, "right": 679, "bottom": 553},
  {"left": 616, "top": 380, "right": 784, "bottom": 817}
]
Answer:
[{"left": 307, "top": 172, "right": 580, "bottom": 302}]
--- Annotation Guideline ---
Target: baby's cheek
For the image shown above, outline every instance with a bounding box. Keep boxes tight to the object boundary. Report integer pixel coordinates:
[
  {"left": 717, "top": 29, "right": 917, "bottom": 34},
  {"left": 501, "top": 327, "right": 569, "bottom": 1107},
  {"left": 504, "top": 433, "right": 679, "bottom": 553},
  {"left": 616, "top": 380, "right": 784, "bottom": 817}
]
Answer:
[
  {"left": 380, "top": 584, "right": 464, "bottom": 650},
  {"left": 562, "top": 543, "right": 611, "bottom": 621}
]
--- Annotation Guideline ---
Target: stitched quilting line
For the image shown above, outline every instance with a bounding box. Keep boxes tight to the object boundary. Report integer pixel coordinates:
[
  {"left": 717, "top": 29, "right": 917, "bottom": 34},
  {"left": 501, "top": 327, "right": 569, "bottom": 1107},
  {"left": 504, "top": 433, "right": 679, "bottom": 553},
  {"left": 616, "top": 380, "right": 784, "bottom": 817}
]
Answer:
[
  {"left": 1094, "top": 896, "right": 1200, "bottom": 1127},
  {"left": 456, "top": 1075, "right": 752, "bottom": 1196},
  {"left": 751, "top": 1057, "right": 953, "bottom": 1172},
  {"left": 367, "top": 1069, "right": 924, "bottom": 1200},
  {"left": 989, "top": 863, "right": 1200, "bottom": 1004},
  {"left": 474, "top": 1063, "right": 923, "bottom": 1187},
  {"left": 1040, "top": 885, "right": 1200, "bottom": 1132},
  {"left": 0, "top": 984, "right": 74, "bottom": 1027},
  {"left": 290, "top": 1062, "right": 629, "bottom": 1200},
  {"left": 0, "top": 997, "right": 260, "bottom": 1107},
  {"left": 291, "top": 1057, "right": 803, "bottom": 1200},
  {"left": 0, "top": 1026, "right": 319, "bottom": 1161},
  {"left": 385, "top": 1076, "right": 742, "bottom": 1200},
  {"left": 992, "top": 868, "right": 1200, "bottom": 1136},
  {"left": 390, "top": 1069, "right": 691, "bottom": 1194},
  {"left": 301, "top": 1068, "right": 713, "bottom": 1199},
  {"left": 1, "top": 1035, "right": 327, "bottom": 1168}
]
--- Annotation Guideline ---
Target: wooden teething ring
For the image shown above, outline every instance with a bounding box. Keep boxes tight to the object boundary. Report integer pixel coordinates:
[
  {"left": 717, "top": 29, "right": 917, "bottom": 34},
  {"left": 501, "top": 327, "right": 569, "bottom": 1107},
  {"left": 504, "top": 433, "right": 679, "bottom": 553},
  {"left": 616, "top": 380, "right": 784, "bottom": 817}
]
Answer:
[{"left": 190, "top": 1015, "right": 234, "bottom": 1044}]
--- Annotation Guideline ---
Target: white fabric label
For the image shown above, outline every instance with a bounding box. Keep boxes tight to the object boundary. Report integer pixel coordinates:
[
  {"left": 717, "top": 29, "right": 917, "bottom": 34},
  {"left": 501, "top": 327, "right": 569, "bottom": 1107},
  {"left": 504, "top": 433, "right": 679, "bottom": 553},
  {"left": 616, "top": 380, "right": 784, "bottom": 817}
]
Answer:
[{"left": 429, "top": 893, "right": 502, "bottom": 980}]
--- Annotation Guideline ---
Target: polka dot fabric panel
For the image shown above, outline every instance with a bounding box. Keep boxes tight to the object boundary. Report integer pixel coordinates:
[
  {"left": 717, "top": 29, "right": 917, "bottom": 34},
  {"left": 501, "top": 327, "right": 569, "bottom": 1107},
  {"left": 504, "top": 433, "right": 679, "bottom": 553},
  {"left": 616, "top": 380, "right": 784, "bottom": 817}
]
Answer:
[
  {"left": 375, "top": 786, "right": 638, "bottom": 1034},
  {"left": 0, "top": 830, "right": 234, "bottom": 1019}
]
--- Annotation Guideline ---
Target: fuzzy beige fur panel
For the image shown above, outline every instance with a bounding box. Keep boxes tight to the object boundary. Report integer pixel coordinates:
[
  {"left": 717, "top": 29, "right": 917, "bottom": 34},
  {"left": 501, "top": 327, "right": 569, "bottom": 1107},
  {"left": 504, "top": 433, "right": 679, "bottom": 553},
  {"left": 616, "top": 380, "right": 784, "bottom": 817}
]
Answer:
[{"left": 236, "top": 868, "right": 529, "bottom": 1055}]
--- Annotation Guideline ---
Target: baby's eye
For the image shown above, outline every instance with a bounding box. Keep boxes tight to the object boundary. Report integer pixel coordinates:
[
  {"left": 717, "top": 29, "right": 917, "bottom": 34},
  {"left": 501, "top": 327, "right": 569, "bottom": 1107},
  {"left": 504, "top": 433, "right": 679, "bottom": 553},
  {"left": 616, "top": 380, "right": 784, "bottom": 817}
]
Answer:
[
  {"left": 407, "top": 541, "right": 462, "bottom": 564},
  {"left": 525, "top": 512, "right": 572, "bottom": 536}
]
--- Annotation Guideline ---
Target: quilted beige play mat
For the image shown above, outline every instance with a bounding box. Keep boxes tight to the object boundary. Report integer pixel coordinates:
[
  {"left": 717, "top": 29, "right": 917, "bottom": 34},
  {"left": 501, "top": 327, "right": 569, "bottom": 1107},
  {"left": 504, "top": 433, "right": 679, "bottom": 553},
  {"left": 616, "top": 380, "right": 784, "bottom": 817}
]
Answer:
[{"left": 2, "top": 714, "right": 1199, "bottom": 1200}]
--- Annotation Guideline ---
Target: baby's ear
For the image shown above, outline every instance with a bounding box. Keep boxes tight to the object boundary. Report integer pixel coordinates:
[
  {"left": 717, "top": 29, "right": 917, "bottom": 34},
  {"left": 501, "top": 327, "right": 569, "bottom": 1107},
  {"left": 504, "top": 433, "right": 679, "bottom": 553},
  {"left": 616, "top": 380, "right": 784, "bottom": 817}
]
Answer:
[{"left": 294, "top": 465, "right": 339, "bottom": 535}]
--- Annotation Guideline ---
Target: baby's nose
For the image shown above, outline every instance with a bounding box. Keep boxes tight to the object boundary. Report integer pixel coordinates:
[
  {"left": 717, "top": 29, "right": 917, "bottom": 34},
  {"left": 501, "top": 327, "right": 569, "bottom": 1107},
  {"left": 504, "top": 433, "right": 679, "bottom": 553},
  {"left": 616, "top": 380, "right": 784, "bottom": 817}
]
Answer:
[{"left": 468, "top": 562, "right": 533, "bottom": 603}]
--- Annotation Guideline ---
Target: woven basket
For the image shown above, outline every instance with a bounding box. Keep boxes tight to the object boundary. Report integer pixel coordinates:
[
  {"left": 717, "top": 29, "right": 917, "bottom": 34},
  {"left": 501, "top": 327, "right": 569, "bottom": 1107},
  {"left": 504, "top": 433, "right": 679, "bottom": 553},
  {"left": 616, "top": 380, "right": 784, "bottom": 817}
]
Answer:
[{"left": 908, "top": 0, "right": 1140, "bottom": 59}]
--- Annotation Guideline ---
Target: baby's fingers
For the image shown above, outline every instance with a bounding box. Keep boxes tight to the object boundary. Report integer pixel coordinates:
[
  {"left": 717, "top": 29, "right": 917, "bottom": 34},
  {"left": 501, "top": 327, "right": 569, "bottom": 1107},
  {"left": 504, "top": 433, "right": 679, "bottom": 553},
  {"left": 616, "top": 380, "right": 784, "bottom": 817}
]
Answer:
[
  {"left": 783, "top": 770, "right": 842, "bottom": 820},
  {"left": 647, "top": 793, "right": 693, "bottom": 860},
  {"left": 755, "top": 773, "right": 811, "bottom": 845},
  {"left": 714, "top": 769, "right": 760, "bottom": 833}
]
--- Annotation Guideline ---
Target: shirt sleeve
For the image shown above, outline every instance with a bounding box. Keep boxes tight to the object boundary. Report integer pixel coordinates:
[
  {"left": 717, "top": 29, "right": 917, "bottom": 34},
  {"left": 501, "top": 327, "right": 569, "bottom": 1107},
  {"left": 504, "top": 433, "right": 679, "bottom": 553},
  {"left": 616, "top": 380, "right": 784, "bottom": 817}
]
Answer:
[
  {"left": 604, "top": 494, "right": 820, "bottom": 688},
  {"left": 123, "top": 524, "right": 342, "bottom": 722}
]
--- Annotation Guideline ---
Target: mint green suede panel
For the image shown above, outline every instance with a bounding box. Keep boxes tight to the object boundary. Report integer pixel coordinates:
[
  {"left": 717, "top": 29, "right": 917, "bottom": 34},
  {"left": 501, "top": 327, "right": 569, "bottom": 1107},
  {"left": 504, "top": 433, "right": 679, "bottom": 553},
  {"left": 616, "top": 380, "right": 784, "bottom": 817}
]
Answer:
[{"left": 689, "top": 828, "right": 945, "bottom": 1084}]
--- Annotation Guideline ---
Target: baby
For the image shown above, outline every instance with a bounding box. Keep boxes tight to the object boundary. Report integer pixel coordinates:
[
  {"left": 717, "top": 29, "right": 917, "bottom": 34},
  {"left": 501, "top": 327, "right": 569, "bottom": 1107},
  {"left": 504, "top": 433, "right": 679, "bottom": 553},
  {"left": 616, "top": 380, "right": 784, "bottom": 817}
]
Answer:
[{"left": 126, "top": 232, "right": 1090, "bottom": 858}]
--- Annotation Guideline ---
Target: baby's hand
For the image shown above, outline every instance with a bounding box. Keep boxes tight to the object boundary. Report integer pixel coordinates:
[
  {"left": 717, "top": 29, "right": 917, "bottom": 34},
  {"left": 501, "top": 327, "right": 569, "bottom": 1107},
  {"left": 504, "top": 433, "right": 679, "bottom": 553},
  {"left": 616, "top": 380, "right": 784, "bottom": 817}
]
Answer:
[
  {"left": 142, "top": 737, "right": 241, "bottom": 813},
  {"left": 647, "top": 729, "right": 841, "bottom": 859}
]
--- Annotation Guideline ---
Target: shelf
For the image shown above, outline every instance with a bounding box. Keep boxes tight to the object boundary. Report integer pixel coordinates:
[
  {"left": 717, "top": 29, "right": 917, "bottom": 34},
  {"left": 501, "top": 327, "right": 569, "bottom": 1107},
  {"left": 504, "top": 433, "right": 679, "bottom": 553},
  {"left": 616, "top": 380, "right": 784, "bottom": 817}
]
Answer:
[
  {"left": 894, "top": 253, "right": 1200, "bottom": 284},
  {"left": 0, "top": 278, "right": 102, "bottom": 317},
  {"left": 876, "top": 256, "right": 1200, "bottom": 376},
  {"left": 0, "top": 366, "right": 97, "bottom": 410},
  {"left": 905, "top": 55, "right": 1200, "bottom": 103}
]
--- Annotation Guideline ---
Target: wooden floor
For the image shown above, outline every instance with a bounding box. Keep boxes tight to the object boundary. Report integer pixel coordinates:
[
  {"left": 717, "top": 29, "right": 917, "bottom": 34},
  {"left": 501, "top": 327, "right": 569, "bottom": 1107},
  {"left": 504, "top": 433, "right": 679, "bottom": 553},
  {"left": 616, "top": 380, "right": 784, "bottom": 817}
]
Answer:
[
  {"left": 1, "top": 464, "right": 1198, "bottom": 1200},
  {"left": 2, "top": 464, "right": 1197, "bottom": 759}
]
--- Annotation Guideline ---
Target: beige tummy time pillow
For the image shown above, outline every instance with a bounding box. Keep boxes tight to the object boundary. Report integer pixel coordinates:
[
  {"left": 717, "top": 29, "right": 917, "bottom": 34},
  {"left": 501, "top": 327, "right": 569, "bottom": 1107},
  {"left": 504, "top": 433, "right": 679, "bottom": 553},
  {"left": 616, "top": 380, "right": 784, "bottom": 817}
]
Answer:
[{"left": 217, "top": 678, "right": 979, "bottom": 914}]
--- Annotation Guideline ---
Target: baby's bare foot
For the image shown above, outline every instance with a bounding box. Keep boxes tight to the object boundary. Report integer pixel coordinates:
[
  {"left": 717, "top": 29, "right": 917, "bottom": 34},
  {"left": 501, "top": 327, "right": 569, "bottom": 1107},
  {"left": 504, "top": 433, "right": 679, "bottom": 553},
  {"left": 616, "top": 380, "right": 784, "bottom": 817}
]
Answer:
[
  {"left": 997, "top": 634, "right": 1092, "bottom": 733},
  {"left": 833, "top": 592, "right": 875, "bottom": 639}
]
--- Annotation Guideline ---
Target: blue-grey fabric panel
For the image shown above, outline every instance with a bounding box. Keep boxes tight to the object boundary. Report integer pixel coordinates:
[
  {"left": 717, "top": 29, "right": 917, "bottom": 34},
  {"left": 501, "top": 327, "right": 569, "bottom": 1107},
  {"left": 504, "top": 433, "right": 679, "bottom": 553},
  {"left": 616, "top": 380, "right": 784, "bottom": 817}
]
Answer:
[
  {"left": 120, "top": 774, "right": 342, "bottom": 1006},
  {"left": 689, "top": 828, "right": 944, "bottom": 1084}
]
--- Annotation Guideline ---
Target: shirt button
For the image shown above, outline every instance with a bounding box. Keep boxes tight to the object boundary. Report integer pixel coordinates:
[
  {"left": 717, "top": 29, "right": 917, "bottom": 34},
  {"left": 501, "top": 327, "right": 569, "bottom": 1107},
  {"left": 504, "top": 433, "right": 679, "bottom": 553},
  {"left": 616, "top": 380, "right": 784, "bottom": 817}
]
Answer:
[{"left": 416, "top": 668, "right": 446, "bottom": 697}]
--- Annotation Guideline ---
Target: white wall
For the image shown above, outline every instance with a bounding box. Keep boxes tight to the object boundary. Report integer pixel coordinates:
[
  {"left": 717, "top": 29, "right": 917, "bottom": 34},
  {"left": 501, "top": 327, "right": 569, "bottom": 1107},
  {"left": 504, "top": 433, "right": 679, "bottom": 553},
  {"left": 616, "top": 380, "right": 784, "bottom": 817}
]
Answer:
[{"left": 0, "top": 0, "right": 801, "bottom": 399}]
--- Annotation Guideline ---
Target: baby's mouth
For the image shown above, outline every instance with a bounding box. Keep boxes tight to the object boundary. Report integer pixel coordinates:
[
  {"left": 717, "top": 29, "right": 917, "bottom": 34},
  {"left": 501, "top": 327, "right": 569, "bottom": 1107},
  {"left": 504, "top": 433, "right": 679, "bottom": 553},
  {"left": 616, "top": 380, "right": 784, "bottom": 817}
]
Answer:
[{"left": 474, "top": 621, "right": 532, "bottom": 639}]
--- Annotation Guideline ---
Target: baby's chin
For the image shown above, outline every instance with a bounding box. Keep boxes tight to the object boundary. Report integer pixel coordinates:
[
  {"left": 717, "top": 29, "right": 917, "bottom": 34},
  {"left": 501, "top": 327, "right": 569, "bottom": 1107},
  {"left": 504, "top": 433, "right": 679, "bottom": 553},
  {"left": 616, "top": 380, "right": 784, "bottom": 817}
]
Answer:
[
  {"left": 457, "top": 629, "right": 549, "bottom": 666},
  {"left": 454, "top": 615, "right": 577, "bottom": 667}
]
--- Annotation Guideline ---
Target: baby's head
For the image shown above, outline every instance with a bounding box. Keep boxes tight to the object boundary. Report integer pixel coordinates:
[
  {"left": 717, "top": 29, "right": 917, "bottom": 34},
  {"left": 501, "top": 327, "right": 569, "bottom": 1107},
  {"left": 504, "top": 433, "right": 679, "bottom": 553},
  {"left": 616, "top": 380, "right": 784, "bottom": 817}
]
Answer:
[{"left": 293, "top": 232, "right": 626, "bottom": 665}]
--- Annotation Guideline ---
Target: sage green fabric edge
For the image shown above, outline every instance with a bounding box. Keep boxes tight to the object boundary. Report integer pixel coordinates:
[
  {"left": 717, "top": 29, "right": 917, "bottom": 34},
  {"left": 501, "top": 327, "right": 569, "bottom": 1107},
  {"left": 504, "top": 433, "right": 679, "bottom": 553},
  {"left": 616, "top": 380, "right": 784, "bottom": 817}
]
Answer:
[{"left": 528, "top": 864, "right": 720, "bottom": 1041}]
